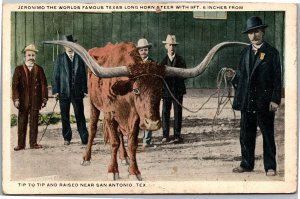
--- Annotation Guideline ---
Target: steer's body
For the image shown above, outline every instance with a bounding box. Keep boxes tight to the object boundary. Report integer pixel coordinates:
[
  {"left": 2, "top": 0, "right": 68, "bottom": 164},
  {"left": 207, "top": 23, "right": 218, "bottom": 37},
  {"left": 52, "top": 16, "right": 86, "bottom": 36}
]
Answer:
[{"left": 83, "top": 42, "right": 164, "bottom": 180}]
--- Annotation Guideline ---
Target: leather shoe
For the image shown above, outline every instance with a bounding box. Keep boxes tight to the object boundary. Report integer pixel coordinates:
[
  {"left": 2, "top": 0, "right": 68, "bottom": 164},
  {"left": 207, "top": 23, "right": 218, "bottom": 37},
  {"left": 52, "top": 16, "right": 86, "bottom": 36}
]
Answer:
[
  {"left": 30, "top": 144, "right": 43, "bottom": 149},
  {"left": 14, "top": 146, "right": 25, "bottom": 151},
  {"left": 266, "top": 169, "right": 277, "bottom": 176},
  {"left": 174, "top": 137, "right": 183, "bottom": 144},
  {"left": 232, "top": 166, "right": 253, "bottom": 173},
  {"left": 161, "top": 137, "right": 170, "bottom": 143},
  {"left": 64, "top": 141, "right": 71, "bottom": 145}
]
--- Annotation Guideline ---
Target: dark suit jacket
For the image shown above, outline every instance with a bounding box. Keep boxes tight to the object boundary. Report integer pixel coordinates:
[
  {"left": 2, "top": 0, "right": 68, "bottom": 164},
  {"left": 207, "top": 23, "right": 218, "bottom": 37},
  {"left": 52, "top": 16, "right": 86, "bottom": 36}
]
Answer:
[
  {"left": 232, "top": 42, "right": 282, "bottom": 111},
  {"left": 12, "top": 64, "right": 48, "bottom": 110},
  {"left": 52, "top": 52, "right": 88, "bottom": 99},
  {"left": 161, "top": 54, "right": 187, "bottom": 98}
]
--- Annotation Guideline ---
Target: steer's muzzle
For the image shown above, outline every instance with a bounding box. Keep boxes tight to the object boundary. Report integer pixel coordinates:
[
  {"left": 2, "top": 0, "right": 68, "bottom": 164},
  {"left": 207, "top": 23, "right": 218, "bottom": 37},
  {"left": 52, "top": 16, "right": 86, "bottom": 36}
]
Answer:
[{"left": 143, "top": 118, "right": 161, "bottom": 131}]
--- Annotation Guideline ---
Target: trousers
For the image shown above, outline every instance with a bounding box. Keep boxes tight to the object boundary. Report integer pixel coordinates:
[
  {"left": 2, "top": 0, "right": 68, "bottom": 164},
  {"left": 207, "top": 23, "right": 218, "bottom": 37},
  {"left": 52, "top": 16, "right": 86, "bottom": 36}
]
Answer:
[
  {"left": 59, "top": 98, "right": 88, "bottom": 144},
  {"left": 162, "top": 96, "right": 183, "bottom": 139},
  {"left": 239, "top": 111, "right": 276, "bottom": 171},
  {"left": 17, "top": 108, "right": 39, "bottom": 147}
]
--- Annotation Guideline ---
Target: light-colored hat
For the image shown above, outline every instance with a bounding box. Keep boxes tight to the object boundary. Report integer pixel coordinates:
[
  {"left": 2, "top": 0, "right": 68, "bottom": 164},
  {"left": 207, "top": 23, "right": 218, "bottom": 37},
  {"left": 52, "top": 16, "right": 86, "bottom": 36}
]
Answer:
[
  {"left": 136, "top": 38, "right": 152, "bottom": 49},
  {"left": 162, "top": 34, "right": 179, "bottom": 45},
  {"left": 23, "top": 44, "right": 38, "bottom": 53}
]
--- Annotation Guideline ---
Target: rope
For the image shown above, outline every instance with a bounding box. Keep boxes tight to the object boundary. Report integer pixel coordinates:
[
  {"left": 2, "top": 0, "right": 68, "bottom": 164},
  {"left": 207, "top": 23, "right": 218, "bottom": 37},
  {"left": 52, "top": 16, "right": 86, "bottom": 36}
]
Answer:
[{"left": 212, "top": 68, "right": 237, "bottom": 133}]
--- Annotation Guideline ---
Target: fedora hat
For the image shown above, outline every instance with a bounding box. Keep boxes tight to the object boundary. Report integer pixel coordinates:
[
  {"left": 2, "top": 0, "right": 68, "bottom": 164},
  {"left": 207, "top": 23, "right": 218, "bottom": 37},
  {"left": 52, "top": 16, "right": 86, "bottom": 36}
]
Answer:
[
  {"left": 23, "top": 44, "right": 38, "bottom": 53},
  {"left": 136, "top": 38, "right": 152, "bottom": 49},
  {"left": 242, "top": 16, "right": 268, "bottom": 34},
  {"left": 162, "top": 34, "right": 179, "bottom": 45},
  {"left": 62, "top": 34, "right": 77, "bottom": 42}
]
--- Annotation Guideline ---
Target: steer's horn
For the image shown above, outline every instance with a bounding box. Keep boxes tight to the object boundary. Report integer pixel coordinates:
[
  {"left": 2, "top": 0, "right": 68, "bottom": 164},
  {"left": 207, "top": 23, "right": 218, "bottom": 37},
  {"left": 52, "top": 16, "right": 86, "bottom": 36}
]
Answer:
[
  {"left": 43, "top": 40, "right": 130, "bottom": 78},
  {"left": 165, "top": 41, "right": 248, "bottom": 78}
]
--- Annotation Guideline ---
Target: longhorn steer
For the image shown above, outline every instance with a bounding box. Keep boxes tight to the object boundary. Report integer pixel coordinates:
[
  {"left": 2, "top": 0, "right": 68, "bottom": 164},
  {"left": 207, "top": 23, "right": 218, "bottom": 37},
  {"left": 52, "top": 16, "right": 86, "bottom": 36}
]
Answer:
[{"left": 44, "top": 40, "right": 248, "bottom": 181}]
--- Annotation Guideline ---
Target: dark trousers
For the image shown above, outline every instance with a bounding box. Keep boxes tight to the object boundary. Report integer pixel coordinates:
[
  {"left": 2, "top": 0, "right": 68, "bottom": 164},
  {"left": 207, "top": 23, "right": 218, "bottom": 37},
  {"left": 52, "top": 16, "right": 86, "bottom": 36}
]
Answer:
[
  {"left": 17, "top": 108, "right": 39, "bottom": 147},
  {"left": 239, "top": 111, "right": 276, "bottom": 171},
  {"left": 162, "top": 96, "right": 183, "bottom": 139},
  {"left": 59, "top": 98, "right": 88, "bottom": 144}
]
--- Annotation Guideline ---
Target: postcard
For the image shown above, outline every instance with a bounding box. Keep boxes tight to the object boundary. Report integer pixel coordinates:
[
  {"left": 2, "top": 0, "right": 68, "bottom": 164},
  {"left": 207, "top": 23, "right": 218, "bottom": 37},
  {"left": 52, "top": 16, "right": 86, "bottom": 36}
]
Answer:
[{"left": 2, "top": 2, "right": 297, "bottom": 194}]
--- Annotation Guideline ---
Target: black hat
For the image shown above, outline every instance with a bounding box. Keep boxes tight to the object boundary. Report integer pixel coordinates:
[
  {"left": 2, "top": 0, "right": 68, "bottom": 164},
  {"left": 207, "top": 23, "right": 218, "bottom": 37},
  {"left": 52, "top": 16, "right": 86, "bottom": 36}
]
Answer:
[
  {"left": 242, "top": 16, "right": 268, "bottom": 34},
  {"left": 62, "top": 34, "right": 77, "bottom": 42}
]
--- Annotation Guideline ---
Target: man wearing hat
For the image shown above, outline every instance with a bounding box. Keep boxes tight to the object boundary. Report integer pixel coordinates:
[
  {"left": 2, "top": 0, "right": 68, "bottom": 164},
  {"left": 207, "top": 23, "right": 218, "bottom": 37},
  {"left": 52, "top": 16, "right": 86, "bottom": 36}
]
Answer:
[
  {"left": 136, "top": 38, "right": 156, "bottom": 148},
  {"left": 52, "top": 35, "right": 88, "bottom": 145},
  {"left": 12, "top": 44, "right": 48, "bottom": 151},
  {"left": 226, "top": 16, "right": 282, "bottom": 176},
  {"left": 160, "top": 34, "right": 187, "bottom": 144}
]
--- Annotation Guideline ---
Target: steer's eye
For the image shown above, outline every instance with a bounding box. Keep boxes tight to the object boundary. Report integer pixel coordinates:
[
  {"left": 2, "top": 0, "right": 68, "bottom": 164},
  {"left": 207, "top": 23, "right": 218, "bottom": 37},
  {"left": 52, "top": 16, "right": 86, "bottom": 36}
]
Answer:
[{"left": 133, "top": 88, "right": 140, "bottom": 95}]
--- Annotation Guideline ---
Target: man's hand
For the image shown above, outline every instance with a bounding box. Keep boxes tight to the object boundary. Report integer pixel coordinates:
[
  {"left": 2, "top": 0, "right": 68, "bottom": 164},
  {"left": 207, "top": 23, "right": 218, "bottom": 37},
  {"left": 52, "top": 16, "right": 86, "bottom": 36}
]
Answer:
[
  {"left": 269, "top": 102, "right": 279, "bottom": 112},
  {"left": 225, "top": 68, "right": 236, "bottom": 79},
  {"left": 14, "top": 100, "right": 20, "bottom": 109},
  {"left": 42, "top": 99, "right": 47, "bottom": 108},
  {"left": 54, "top": 93, "right": 59, "bottom": 101}
]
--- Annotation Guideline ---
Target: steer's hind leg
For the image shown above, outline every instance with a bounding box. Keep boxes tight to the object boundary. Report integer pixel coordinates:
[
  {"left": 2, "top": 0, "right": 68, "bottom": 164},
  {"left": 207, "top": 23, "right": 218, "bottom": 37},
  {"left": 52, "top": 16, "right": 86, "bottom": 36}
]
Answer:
[
  {"left": 127, "top": 124, "right": 142, "bottom": 181},
  {"left": 82, "top": 102, "right": 100, "bottom": 166},
  {"left": 105, "top": 112, "right": 120, "bottom": 180},
  {"left": 119, "top": 134, "right": 129, "bottom": 165}
]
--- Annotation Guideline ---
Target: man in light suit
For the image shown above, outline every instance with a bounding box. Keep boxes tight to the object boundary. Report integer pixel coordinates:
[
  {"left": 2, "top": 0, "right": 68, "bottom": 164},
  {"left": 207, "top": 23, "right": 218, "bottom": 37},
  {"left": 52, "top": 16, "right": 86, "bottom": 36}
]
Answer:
[
  {"left": 227, "top": 16, "right": 282, "bottom": 176},
  {"left": 160, "top": 34, "right": 187, "bottom": 144},
  {"left": 52, "top": 35, "right": 88, "bottom": 145}
]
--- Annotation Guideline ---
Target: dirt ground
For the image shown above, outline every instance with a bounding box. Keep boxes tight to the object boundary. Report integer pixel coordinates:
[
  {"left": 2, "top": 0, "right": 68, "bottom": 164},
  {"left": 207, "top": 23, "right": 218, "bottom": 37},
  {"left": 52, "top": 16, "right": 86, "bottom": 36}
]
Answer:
[{"left": 9, "top": 89, "right": 285, "bottom": 182}]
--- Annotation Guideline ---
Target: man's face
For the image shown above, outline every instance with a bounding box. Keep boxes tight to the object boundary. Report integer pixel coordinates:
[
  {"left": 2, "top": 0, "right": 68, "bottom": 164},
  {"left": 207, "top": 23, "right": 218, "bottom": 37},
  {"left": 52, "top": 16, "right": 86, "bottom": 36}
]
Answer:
[
  {"left": 165, "top": 44, "right": 176, "bottom": 55},
  {"left": 248, "top": 28, "right": 264, "bottom": 45},
  {"left": 138, "top": 47, "right": 149, "bottom": 60},
  {"left": 25, "top": 51, "right": 36, "bottom": 66},
  {"left": 64, "top": 46, "right": 74, "bottom": 54}
]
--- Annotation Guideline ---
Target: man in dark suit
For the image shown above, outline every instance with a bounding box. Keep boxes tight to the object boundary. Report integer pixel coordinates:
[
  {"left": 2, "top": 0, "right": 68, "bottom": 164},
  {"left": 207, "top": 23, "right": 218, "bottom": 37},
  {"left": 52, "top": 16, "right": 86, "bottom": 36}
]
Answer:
[
  {"left": 160, "top": 34, "right": 186, "bottom": 144},
  {"left": 227, "top": 16, "right": 282, "bottom": 176},
  {"left": 136, "top": 38, "right": 156, "bottom": 148},
  {"left": 52, "top": 35, "right": 88, "bottom": 145},
  {"left": 12, "top": 44, "right": 48, "bottom": 151}
]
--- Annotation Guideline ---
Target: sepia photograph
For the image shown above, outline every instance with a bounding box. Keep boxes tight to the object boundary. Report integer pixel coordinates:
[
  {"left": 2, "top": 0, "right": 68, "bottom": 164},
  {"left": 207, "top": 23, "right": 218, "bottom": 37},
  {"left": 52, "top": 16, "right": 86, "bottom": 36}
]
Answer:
[{"left": 1, "top": 2, "right": 297, "bottom": 194}]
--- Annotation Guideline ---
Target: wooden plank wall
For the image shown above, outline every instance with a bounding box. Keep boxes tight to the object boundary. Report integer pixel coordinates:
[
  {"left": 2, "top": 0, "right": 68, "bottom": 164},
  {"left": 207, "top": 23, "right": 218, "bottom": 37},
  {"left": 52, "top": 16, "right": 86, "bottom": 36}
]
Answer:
[{"left": 11, "top": 11, "right": 285, "bottom": 88}]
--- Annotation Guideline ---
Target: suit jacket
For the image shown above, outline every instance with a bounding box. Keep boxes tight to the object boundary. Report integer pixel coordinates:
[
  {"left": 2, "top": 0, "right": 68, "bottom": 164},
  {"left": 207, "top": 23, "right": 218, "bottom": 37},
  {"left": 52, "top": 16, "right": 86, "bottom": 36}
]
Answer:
[
  {"left": 144, "top": 57, "right": 155, "bottom": 63},
  {"left": 52, "top": 52, "right": 88, "bottom": 99},
  {"left": 12, "top": 64, "right": 48, "bottom": 110},
  {"left": 232, "top": 42, "right": 282, "bottom": 111},
  {"left": 161, "top": 54, "right": 186, "bottom": 98}
]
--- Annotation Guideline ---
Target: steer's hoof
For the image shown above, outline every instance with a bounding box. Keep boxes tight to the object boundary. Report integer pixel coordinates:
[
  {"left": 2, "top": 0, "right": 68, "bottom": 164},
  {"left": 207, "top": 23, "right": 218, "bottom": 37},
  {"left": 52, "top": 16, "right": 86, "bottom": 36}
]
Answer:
[
  {"left": 108, "top": 173, "right": 120, "bottom": 180},
  {"left": 121, "top": 158, "right": 130, "bottom": 165},
  {"left": 80, "top": 160, "right": 91, "bottom": 166},
  {"left": 129, "top": 174, "right": 143, "bottom": 181}
]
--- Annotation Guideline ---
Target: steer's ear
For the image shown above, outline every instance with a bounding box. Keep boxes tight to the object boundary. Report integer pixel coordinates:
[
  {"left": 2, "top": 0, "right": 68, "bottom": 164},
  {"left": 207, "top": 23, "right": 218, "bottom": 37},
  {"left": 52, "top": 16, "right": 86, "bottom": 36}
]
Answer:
[{"left": 111, "top": 80, "right": 133, "bottom": 96}]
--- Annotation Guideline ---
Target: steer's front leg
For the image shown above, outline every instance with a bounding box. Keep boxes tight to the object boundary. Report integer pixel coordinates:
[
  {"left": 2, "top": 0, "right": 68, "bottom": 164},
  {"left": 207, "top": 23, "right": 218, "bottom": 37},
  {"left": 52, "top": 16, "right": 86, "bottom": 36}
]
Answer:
[
  {"left": 127, "top": 125, "right": 142, "bottom": 181},
  {"left": 106, "top": 113, "right": 120, "bottom": 180}
]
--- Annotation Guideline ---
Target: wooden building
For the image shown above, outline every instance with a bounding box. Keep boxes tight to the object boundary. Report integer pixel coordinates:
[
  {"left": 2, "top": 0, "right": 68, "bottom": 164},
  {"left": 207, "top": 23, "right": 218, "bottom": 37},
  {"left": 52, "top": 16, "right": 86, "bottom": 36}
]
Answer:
[{"left": 11, "top": 11, "right": 284, "bottom": 88}]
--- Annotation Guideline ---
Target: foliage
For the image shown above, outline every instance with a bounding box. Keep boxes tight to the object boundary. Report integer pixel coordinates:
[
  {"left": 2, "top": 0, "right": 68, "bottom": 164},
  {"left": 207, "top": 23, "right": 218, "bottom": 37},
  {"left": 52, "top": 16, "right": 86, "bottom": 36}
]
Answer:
[
  {"left": 11, "top": 114, "right": 18, "bottom": 127},
  {"left": 10, "top": 112, "right": 87, "bottom": 127}
]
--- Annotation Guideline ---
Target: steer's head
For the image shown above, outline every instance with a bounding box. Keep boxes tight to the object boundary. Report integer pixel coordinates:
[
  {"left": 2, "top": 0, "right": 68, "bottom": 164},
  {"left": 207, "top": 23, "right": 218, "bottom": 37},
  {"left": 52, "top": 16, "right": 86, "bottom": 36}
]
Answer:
[{"left": 111, "top": 61, "right": 165, "bottom": 131}]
